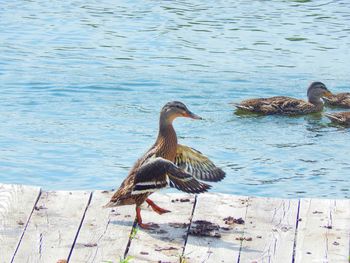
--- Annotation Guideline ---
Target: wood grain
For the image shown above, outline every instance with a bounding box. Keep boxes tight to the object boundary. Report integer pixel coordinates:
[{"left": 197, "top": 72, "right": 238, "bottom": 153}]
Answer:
[
  {"left": 68, "top": 190, "right": 135, "bottom": 263},
  {"left": 295, "top": 198, "right": 350, "bottom": 263},
  {"left": 12, "top": 190, "right": 91, "bottom": 263},
  {"left": 239, "top": 197, "right": 299, "bottom": 263},
  {"left": 183, "top": 193, "right": 249, "bottom": 263},
  {"left": 1, "top": 183, "right": 349, "bottom": 263},
  {"left": 0, "top": 184, "right": 40, "bottom": 263},
  {"left": 127, "top": 192, "right": 195, "bottom": 263}
]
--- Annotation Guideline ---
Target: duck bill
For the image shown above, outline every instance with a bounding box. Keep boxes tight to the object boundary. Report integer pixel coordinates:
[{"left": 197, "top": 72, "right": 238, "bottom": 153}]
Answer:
[
  {"left": 185, "top": 111, "right": 202, "bottom": 120},
  {"left": 323, "top": 91, "right": 333, "bottom": 98}
]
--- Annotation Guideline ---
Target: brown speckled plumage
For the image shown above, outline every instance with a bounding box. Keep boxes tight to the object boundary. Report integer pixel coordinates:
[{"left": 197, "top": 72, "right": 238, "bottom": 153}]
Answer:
[
  {"left": 325, "top": 112, "right": 350, "bottom": 126},
  {"left": 323, "top": 93, "right": 350, "bottom": 108},
  {"left": 233, "top": 82, "right": 332, "bottom": 116},
  {"left": 107, "top": 124, "right": 178, "bottom": 207},
  {"left": 104, "top": 101, "right": 225, "bottom": 228}
]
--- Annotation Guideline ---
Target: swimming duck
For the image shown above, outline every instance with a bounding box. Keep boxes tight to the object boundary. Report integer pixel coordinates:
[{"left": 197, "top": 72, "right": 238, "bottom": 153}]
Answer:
[
  {"left": 105, "top": 101, "right": 225, "bottom": 229},
  {"left": 325, "top": 112, "right": 350, "bottom": 126},
  {"left": 233, "top": 82, "right": 332, "bottom": 115},
  {"left": 323, "top": 92, "right": 350, "bottom": 108}
]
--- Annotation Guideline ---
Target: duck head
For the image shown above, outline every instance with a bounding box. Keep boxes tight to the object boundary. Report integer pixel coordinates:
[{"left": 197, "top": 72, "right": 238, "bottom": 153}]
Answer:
[
  {"left": 307, "top": 82, "right": 332, "bottom": 104},
  {"left": 160, "top": 101, "right": 202, "bottom": 124}
]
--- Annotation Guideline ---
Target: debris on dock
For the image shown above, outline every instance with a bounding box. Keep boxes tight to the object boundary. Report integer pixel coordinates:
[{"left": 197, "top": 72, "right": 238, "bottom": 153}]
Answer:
[{"left": 0, "top": 184, "right": 348, "bottom": 263}]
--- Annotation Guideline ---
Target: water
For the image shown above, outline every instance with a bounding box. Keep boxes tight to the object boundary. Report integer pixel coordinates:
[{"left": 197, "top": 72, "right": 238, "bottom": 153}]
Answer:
[{"left": 0, "top": 0, "right": 349, "bottom": 198}]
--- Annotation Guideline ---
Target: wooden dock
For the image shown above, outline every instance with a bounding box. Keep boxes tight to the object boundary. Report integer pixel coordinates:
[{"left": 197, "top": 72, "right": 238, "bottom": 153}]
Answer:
[{"left": 0, "top": 184, "right": 349, "bottom": 263}]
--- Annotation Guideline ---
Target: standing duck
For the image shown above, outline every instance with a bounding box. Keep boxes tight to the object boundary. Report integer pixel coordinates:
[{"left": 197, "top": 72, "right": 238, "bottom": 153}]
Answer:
[
  {"left": 233, "top": 82, "right": 333, "bottom": 115},
  {"left": 105, "top": 101, "right": 225, "bottom": 229},
  {"left": 323, "top": 92, "right": 350, "bottom": 108},
  {"left": 325, "top": 112, "right": 350, "bottom": 126}
]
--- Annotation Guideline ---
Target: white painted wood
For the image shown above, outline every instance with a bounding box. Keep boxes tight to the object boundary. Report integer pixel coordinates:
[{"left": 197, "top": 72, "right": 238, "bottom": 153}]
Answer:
[
  {"left": 127, "top": 192, "right": 194, "bottom": 263},
  {"left": 12, "top": 190, "right": 91, "bottom": 263},
  {"left": 295, "top": 199, "right": 350, "bottom": 263},
  {"left": 183, "top": 193, "right": 249, "bottom": 263},
  {"left": 239, "top": 197, "right": 299, "bottom": 263},
  {"left": 0, "top": 184, "right": 40, "bottom": 263},
  {"left": 69, "top": 190, "right": 135, "bottom": 263}
]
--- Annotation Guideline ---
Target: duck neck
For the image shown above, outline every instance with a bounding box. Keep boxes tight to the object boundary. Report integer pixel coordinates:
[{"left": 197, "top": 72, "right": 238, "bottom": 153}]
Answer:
[
  {"left": 156, "top": 116, "right": 178, "bottom": 159},
  {"left": 308, "top": 95, "right": 323, "bottom": 108}
]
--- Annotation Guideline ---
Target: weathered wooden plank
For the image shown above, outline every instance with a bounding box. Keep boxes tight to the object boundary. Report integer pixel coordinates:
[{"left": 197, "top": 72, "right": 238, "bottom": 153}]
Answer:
[
  {"left": 1, "top": 182, "right": 349, "bottom": 263},
  {"left": 183, "top": 193, "right": 249, "bottom": 263},
  {"left": 239, "top": 197, "right": 299, "bottom": 263},
  {"left": 295, "top": 199, "right": 350, "bottom": 263},
  {"left": 127, "top": 192, "right": 194, "bottom": 263},
  {"left": 0, "top": 184, "right": 40, "bottom": 263},
  {"left": 68, "top": 190, "right": 135, "bottom": 263},
  {"left": 12, "top": 190, "right": 91, "bottom": 263}
]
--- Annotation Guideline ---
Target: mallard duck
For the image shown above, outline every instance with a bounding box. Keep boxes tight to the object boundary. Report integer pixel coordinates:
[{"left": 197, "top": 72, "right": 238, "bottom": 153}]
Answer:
[
  {"left": 323, "top": 92, "right": 350, "bottom": 108},
  {"left": 325, "top": 112, "right": 350, "bottom": 126},
  {"left": 105, "top": 101, "right": 225, "bottom": 229},
  {"left": 233, "top": 82, "right": 333, "bottom": 115}
]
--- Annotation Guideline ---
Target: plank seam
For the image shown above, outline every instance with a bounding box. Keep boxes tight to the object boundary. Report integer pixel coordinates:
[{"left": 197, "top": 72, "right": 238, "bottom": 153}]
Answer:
[
  {"left": 291, "top": 198, "right": 301, "bottom": 263},
  {"left": 67, "top": 191, "right": 93, "bottom": 263},
  {"left": 237, "top": 197, "right": 250, "bottom": 263},
  {"left": 90, "top": 213, "right": 112, "bottom": 262},
  {"left": 181, "top": 194, "right": 198, "bottom": 258},
  {"left": 10, "top": 188, "right": 42, "bottom": 263},
  {"left": 123, "top": 218, "right": 138, "bottom": 259}
]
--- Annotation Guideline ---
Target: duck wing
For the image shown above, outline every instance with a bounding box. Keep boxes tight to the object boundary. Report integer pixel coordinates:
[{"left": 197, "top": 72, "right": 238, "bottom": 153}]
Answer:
[
  {"left": 271, "top": 97, "right": 315, "bottom": 115},
  {"left": 175, "top": 144, "right": 225, "bottom": 182},
  {"left": 234, "top": 96, "right": 315, "bottom": 115},
  {"left": 132, "top": 157, "right": 210, "bottom": 195}
]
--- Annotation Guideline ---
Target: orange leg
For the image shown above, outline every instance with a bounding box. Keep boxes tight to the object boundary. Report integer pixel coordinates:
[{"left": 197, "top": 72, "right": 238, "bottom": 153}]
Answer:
[
  {"left": 136, "top": 206, "right": 153, "bottom": 229},
  {"left": 146, "top": 198, "right": 171, "bottom": 215}
]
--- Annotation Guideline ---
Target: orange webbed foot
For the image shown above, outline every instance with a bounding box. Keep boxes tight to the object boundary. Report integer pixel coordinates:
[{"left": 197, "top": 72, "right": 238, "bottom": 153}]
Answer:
[
  {"left": 146, "top": 198, "right": 171, "bottom": 215},
  {"left": 136, "top": 206, "right": 160, "bottom": 230}
]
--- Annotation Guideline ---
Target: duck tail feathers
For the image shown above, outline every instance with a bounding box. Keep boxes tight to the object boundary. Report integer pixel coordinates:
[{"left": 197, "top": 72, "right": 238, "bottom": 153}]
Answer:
[
  {"left": 233, "top": 104, "right": 254, "bottom": 111},
  {"left": 103, "top": 200, "right": 119, "bottom": 208},
  {"left": 325, "top": 113, "right": 341, "bottom": 122}
]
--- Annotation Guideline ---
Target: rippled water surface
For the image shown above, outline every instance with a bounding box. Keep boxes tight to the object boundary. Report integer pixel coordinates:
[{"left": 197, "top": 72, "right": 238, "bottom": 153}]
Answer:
[{"left": 1, "top": 0, "right": 349, "bottom": 198}]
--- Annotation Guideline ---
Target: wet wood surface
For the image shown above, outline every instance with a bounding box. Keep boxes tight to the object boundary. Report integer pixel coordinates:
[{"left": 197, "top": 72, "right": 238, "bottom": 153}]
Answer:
[{"left": 0, "top": 184, "right": 348, "bottom": 263}]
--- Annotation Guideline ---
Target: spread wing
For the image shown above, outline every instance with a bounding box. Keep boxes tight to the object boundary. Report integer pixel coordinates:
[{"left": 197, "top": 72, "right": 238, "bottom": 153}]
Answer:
[
  {"left": 132, "top": 157, "right": 211, "bottom": 195},
  {"left": 175, "top": 144, "right": 225, "bottom": 182}
]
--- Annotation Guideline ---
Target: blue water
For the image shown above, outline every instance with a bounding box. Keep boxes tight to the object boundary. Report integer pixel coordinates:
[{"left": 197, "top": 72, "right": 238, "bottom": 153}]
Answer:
[{"left": 0, "top": 0, "right": 349, "bottom": 198}]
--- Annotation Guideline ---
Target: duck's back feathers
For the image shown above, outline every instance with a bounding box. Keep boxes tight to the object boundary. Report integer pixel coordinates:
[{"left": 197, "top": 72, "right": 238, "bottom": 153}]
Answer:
[
  {"left": 325, "top": 112, "right": 350, "bottom": 125},
  {"left": 175, "top": 144, "right": 225, "bottom": 182},
  {"left": 323, "top": 93, "right": 350, "bottom": 108},
  {"left": 132, "top": 157, "right": 211, "bottom": 194},
  {"left": 234, "top": 96, "right": 318, "bottom": 115}
]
